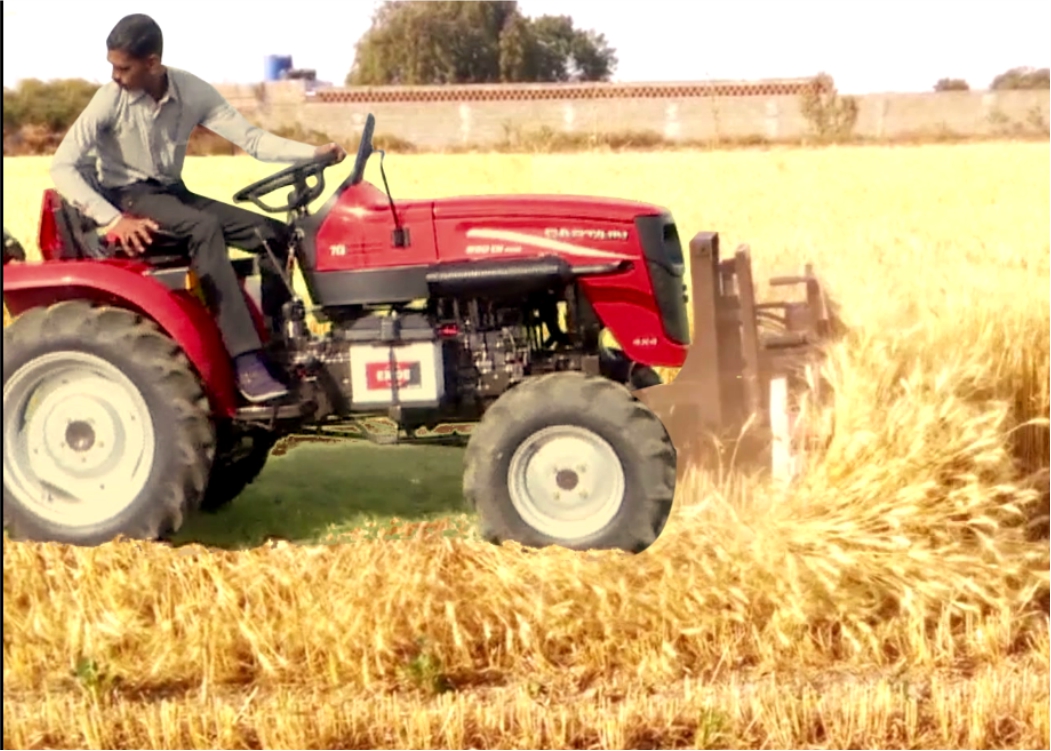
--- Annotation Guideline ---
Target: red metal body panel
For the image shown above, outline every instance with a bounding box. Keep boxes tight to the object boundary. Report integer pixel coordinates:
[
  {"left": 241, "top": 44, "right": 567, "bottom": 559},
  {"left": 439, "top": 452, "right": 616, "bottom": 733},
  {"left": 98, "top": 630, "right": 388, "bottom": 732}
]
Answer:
[
  {"left": 3, "top": 260, "right": 241, "bottom": 418},
  {"left": 314, "top": 182, "right": 438, "bottom": 271},
  {"left": 311, "top": 183, "right": 688, "bottom": 367},
  {"left": 576, "top": 277, "right": 688, "bottom": 367}
]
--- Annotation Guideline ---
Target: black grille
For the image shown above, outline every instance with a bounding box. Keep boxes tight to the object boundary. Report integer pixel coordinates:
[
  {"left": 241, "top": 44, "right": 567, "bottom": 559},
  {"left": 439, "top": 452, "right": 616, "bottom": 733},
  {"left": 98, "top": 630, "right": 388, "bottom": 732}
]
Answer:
[{"left": 635, "top": 214, "right": 690, "bottom": 345}]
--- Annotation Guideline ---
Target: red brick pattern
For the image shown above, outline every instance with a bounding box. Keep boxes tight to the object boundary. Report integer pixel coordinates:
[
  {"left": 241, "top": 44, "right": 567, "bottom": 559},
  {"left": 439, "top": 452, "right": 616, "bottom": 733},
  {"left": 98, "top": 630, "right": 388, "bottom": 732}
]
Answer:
[{"left": 313, "top": 79, "right": 823, "bottom": 104}]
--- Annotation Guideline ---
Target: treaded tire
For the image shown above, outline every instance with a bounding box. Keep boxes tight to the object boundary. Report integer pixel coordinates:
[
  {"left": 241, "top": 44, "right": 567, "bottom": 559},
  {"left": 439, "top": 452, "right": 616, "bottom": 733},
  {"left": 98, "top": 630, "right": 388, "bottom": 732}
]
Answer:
[
  {"left": 2, "top": 301, "right": 216, "bottom": 545},
  {"left": 200, "top": 428, "right": 277, "bottom": 513},
  {"left": 463, "top": 372, "right": 677, "bottom": 553}
]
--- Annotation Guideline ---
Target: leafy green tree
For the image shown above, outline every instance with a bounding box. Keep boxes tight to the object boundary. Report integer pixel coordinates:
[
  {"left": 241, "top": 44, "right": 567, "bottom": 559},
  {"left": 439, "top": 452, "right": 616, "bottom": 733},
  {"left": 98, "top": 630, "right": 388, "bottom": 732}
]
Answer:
[
  {"left": 934, "top": 78, "right": 970, "bottom": 92},
  {"left": 3, "top": 79, "right": 100, "bottom": 132},
  {"left": 990, "top": 67, "right": 1050, "bottom": 90},
  {"left": 346, "top": 1, "right": 617, "bottom": 85}
]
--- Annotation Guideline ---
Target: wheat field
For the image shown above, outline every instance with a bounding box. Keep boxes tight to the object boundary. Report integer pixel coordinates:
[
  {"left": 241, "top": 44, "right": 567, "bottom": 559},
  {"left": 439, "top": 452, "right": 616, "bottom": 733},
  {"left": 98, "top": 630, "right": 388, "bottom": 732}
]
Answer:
[{"left": 3, "top": 142, "right": 1050, "bottom": 749}]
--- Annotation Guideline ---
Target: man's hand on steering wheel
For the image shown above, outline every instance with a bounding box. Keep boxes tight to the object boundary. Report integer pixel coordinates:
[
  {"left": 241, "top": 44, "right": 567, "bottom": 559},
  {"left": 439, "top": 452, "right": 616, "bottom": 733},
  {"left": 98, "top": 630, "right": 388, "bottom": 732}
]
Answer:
[{"left": 315, "top": 142, "right": 347, "bottom": 164}]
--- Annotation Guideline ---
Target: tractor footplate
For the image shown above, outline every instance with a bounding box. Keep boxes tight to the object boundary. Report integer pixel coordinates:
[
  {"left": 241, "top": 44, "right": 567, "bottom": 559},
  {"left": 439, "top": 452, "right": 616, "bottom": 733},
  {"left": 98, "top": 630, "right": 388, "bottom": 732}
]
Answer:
[{"left": 236, "top": 399, "right": 317, "bottom": 425}]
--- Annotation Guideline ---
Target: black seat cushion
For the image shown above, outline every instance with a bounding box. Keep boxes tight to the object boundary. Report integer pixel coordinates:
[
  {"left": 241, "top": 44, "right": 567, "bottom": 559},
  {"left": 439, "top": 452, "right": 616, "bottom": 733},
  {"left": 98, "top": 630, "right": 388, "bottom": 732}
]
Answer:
[
  {"left": 115, "top": 232, "right": 194, "bottom": 268},
  {"left": 43, "top": 189, "right": 259, "bottom": 279},
  {"left": 47, "top": 189, "right": 191, "bottom": 267}
]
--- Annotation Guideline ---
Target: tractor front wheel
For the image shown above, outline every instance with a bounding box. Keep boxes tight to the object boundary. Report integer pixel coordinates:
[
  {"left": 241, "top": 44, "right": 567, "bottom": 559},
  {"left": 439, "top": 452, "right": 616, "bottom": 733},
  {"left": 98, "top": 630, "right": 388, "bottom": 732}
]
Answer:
[
  {"left": 463, "top": 372, "right": 677, "bottom": 553},
  {"left": 2, "top": 301, "right": 216, "bottom": 545}
]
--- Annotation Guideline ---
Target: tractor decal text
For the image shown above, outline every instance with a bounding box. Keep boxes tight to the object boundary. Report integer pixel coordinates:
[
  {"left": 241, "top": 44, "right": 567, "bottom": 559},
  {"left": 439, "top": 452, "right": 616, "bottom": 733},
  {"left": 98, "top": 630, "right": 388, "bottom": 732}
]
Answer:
[
  {"left": 544, "top": 227, "right": 629, "bottom": 242},
  {"left": 465, "top": 228, "right": 636, "bottom": 261},
  {"left": 365, "top": 361, "right": 423, "bottom": 390}
]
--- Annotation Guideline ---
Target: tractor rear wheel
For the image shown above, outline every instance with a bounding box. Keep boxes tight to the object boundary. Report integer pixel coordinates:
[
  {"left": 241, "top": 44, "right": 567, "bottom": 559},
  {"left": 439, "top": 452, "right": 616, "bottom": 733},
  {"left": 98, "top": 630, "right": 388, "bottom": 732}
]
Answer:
[
  {"left": 2, "top": 301, "right": 216, "bottom": 545},
  {"left": 463, "top": 372, "right": 677, "bottom": 553}
]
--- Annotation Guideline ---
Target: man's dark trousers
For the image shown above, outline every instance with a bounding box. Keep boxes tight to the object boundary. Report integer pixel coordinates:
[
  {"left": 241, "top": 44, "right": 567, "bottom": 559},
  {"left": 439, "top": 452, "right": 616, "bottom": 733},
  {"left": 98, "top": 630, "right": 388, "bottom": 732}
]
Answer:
[{"left": 106, "top": 180, "right": 292, "bottom": 359}]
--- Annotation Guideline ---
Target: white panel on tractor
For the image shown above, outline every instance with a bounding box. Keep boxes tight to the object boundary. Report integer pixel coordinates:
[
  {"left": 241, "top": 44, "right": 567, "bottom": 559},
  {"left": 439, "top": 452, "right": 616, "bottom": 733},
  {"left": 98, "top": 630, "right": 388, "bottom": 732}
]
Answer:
[{"left": 348, "top": 341, "right": 445, "bottom": 410}]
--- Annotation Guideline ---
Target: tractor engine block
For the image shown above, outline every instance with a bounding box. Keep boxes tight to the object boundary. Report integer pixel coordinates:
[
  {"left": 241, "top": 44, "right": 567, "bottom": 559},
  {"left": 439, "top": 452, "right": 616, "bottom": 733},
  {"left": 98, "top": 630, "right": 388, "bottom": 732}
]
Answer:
[
  {"left": 288, "top": 288, "right": 597, "bottom": 421},
  {"left": 455, "top": 326, "right": 532, "bottom": 399},
  {"left": 292, "top": 307, "right": 538, "bottom": 419}
]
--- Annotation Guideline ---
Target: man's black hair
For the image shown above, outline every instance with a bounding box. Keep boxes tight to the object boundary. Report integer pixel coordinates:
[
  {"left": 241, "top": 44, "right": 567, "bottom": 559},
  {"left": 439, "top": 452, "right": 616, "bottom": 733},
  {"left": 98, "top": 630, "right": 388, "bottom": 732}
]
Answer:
[{"left": 106, "top": 14, "right": 164, "bottom": 60}]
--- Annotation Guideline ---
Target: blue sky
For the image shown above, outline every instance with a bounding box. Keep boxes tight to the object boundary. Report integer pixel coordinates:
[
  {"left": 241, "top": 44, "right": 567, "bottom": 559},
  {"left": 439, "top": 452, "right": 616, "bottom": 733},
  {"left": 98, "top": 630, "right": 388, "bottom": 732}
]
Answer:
[{"left": 4, "top": 0, "right": 1049, "bottom": 94}]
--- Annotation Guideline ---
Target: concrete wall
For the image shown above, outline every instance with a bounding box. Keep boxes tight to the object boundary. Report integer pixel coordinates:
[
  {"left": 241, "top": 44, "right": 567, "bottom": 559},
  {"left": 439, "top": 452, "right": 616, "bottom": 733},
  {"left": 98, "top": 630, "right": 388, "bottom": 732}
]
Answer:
[{"left": 214, "top": 80, "right": 1051, "bottom": 149}]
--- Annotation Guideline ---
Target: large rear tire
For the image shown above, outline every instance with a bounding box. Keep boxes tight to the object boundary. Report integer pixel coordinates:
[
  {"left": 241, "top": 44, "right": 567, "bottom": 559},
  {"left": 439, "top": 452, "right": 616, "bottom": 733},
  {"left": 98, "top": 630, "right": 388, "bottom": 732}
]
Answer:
[
  {"left": 463, "top": 372, "right": 677, "bottom": 553},
  {"left": 2, "top": 301, "right": 216, "bottom": 545}
]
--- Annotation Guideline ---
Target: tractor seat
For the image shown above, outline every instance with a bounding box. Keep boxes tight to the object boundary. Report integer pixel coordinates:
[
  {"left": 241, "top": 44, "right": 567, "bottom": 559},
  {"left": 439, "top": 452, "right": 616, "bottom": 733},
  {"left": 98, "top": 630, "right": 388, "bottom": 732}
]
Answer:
[
  {"left": 47, "top": 191, "right": 188, "bottom": 266},
  {"left": 46, "top": 190, "right": 191, "bottom": 268},
  {"left": 43, "top": 190, "right": 259, "bottom": 280},
  {"left": 111, "top": 231, "right": 193, "bottom": 268}
]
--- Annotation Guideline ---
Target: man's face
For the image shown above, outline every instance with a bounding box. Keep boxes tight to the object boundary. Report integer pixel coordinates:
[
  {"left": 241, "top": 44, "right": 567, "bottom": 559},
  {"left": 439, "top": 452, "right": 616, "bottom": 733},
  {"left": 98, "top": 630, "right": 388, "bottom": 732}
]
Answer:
[{"left": 107, "top": 48, "right": 159, "bottom": 92}]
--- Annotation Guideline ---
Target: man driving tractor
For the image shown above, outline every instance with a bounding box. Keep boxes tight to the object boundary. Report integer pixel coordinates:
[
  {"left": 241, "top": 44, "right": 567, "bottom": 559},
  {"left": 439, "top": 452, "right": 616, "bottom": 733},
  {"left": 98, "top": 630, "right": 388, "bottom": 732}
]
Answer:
[{"left": 49, "top": 13, "right": 348, "bottom": 404}]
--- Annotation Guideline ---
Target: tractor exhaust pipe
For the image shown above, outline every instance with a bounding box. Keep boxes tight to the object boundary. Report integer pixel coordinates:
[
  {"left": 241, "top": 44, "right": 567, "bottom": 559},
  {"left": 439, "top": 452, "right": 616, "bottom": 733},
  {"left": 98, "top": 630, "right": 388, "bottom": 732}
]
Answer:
[{"left": 635, "top": 232, "right": 835, "bottom": 483}]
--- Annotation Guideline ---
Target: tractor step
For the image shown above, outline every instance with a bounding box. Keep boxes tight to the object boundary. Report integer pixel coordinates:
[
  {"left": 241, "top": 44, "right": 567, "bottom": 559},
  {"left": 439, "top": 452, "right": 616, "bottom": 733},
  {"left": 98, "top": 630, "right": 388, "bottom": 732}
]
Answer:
[{"left": 235, "top": 399, "right": 317, "bottom": 424}]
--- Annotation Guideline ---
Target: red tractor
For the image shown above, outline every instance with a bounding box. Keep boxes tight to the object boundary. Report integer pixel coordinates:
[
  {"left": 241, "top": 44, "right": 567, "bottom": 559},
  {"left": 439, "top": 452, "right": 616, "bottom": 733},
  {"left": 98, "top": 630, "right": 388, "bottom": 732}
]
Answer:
[{"left": 2, "top": 114, "right": 832, "bottom": 552}]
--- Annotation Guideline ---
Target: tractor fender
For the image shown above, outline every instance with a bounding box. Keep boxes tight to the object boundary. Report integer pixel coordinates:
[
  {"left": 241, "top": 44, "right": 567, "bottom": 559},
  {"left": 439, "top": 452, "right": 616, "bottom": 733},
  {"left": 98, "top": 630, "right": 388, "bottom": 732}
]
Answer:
[
  {"left": 3, "top": 260, "right": 239, "bottom": 418},
  {"left": 576, "top": 276, "right": 689, "bottom": 369}
]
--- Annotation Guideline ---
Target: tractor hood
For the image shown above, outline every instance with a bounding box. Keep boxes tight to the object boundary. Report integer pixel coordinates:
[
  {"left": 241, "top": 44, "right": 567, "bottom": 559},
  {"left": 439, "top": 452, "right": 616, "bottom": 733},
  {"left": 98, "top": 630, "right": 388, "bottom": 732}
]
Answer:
[{"left": 430, "top": 194, "right": 669, "bottom": 223}]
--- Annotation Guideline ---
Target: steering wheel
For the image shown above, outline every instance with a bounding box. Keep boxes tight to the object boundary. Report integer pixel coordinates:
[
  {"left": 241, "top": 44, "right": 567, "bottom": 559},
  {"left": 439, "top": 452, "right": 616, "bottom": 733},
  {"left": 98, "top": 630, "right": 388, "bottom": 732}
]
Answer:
[
  {"left": 231, "top": 113, "right": 377, "bottom": 214},
  {"left": 232, "top": 150, "right": 339, "bottom": 214}
]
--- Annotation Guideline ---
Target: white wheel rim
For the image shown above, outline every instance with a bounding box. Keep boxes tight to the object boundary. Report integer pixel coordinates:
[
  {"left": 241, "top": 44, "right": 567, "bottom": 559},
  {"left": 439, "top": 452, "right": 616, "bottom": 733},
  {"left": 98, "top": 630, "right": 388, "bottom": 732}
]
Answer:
[
  {"left": 507, "top": 424, "right": 626, "bottom": 541},
  {"left": 3, "top": 351, "right": 157, "bottom": 529}
]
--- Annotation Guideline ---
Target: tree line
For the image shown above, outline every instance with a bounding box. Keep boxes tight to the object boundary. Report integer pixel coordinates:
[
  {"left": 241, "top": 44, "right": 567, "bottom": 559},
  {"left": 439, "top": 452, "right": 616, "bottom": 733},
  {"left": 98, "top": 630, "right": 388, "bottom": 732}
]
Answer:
[
  {"left": 4, "top": 1, "right": 617, "bottom": 138},
  {"left": 934, "top": 67, "right": 1049, "bottom": 92},
  {"left": 3, "top": 0, "right": 1048, "bottom": 138}
]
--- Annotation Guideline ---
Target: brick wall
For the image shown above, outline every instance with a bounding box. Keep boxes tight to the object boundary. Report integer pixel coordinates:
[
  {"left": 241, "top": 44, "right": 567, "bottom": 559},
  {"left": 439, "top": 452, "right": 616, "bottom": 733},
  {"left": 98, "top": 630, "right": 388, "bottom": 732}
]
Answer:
[{"left": 216, "top": 79, "right": 1051, "bottom": 148}]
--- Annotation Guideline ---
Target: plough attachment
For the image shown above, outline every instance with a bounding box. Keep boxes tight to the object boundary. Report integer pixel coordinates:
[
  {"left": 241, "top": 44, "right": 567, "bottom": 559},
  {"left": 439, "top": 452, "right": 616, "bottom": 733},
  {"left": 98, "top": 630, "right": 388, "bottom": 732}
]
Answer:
[{"left": 636, "top": 232, "right": 836, "bottom": 481}]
